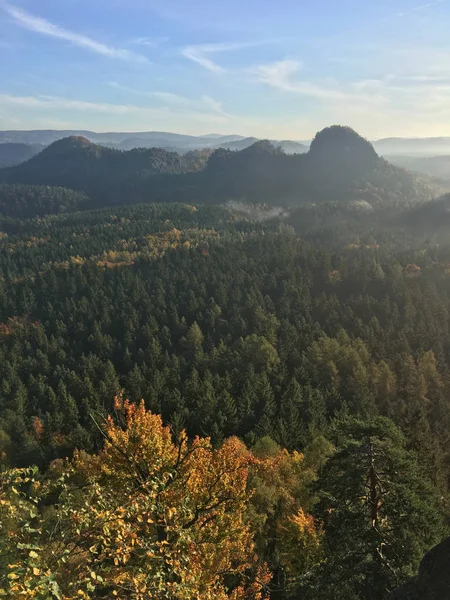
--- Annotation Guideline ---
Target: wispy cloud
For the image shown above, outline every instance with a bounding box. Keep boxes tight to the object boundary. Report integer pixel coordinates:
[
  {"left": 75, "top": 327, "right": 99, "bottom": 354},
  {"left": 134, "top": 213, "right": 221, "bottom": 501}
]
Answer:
[
  {"left": 151, "top": 91, "right": 192, "bottom": 105},
  {"left": 253, "top": 59, "right": 386, "bottom": 105},
  {"left": 0, "top": 93, "right": 134, "bottom": 114},
  {"left": 130, "top": 36, "right": 169, "bottom": 48},
  {"left": 182, "top": 41, "right": 266, "bottom": 73},
  {"left": 254, "top": 60, "right": 304, "bottom": 93},
  {"left": 201, "top": 95, "right": 228, "bottom": 116},
  {"left": 107, "top": 82, "right": 229, "bottom": 116},
  {"left": 253, "top": 58, "right": 450, "bottom": 124},
  {"left": 397, "top": 0, "right": 445, "bottom": 17},
  {"left": 108, "top": 81, "right": 149, "bottom": 96},
  {"left": 182, "top": 45, "right": 226, "bottom": 73},
  {"left": 2, "top": 3, "right": 149, "bottom": 62},
  {"left": 108, "top": 83, "right": 194, "bottom": 105},
  {"left": 0, "top": 91, "right": 314, "bottom": 139},
  {"left": 0, "top": 93, "right": 233, "bottom": 125}
]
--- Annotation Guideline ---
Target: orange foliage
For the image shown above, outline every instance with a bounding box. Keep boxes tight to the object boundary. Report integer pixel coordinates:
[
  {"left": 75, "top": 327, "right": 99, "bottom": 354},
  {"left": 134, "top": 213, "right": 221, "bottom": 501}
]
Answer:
[
  {"left": 32, "top": 416, "right": 44, "bottom": 440},
  {"left": 29, "top": 398, "right": 271, "bottom": 599},
  {"left": 405, "top": 263, "right": 422, "bottom": 277},
  {"left": 247, "top": 444, "right": 322, "bottom": 589},
  {"left": 2, "top": 401, "right": 324, "bottom": 599},
  {"left": 328, "top": 269, "right": 342, "bottom": 283}
]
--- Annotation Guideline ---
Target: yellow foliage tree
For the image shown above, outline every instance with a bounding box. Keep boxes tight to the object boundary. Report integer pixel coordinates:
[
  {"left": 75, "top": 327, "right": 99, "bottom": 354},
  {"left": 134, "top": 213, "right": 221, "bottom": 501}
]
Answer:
[
  {"left": 247, "top": 438, "right": 322, "bottom": 594},
  {"left": 0, "top": 399, "right": 270, "bottom": 599}
]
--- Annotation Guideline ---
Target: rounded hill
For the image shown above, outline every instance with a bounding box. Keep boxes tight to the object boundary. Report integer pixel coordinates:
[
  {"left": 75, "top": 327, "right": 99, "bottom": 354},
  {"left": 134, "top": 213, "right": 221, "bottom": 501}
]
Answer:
[{"left": 309, "top": 125, "right": 378, "bottom": 166}]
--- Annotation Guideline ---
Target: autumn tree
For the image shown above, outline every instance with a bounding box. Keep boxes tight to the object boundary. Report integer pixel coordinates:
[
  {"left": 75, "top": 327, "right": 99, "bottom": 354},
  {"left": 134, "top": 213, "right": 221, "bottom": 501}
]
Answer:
[
  {"left": 248, "top": 437, "right": 322, "bottom": 599},
  {"left": 0, "top": 399, "right": 270, "bottom": 600}
]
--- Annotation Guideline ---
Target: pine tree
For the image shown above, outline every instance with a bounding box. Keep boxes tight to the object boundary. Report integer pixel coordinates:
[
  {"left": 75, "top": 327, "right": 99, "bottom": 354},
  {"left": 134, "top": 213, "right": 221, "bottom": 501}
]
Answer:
[
  {"left": 255, "top": 373, "right": 276, "bottom": 439},
  {"left": 307, "top": 416, "right": 445, "bottom": 600},
  {"left": 185, "top": 321, "right": 204, "bottom": 353},
  {"left": 276, "top": 378, "right": 305, "bottom": 450}
]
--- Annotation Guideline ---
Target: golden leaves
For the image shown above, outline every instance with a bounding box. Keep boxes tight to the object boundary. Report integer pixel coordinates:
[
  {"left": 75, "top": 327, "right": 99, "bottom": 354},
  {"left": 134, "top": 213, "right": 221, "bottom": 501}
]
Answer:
[{"left": 1, "top": 400, "right": 270, "bottom": 599}]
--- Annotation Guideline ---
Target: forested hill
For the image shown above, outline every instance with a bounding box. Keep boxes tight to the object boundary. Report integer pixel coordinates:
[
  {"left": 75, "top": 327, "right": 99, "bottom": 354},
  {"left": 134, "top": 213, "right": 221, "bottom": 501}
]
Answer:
[
  {"left": 0, "top": 136, "right": 192, "bottom": 203},
  {"left": 0, "top": 126, "right": 443, "bottom": 209},
  {"left": 1, "top": 126, "right": 450, "bottom": 599},
  {"left": 396, "top": 192, "right": 450, "bottom": 234},
  {"left": 0, "top": 184, "right": 90, "bottom": 219}
]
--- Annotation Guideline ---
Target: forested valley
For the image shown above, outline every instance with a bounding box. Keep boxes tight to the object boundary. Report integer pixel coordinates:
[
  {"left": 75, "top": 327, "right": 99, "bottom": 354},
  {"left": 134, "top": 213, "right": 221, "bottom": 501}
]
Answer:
[{"left": 0, "top": 126, "right": 450, "bottom": 599}]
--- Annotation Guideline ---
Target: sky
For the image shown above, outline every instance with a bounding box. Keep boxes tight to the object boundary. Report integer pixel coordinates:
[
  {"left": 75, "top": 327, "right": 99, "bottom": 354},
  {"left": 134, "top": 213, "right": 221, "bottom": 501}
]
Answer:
[{"left": 1, "top": 0, "right": 450, "bottom": 139}]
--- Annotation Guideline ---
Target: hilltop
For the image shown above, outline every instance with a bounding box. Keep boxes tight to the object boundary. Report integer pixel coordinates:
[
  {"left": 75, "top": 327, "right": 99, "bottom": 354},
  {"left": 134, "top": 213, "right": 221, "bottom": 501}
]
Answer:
[
  {"left": 396, "top": 192, "right": 450, "bottom": 233},
  {"left": 0, "top": 125, "right": 443, "bottom": 210},
  {"left": 0, "top": 136, "right": 196, "bottom": 205},
  {"left": 199, "top": 126, "right": 444, "bottom": 206}
]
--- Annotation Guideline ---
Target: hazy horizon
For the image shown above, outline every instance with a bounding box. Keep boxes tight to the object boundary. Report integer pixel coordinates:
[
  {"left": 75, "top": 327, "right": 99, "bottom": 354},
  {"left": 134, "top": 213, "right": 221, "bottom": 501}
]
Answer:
[
  {"left": 4, "top": 128, "right": 450, "bottom": 145},
  {"left": 1, "top": 0, "right": 450, "bottom": 138}
]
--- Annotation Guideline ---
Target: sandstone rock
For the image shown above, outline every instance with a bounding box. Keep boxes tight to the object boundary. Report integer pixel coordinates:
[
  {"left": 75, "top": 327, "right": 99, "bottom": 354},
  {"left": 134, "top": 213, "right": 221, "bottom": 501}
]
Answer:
[{"left": 388, "top": 537, "right": 450, "bottom": 599}]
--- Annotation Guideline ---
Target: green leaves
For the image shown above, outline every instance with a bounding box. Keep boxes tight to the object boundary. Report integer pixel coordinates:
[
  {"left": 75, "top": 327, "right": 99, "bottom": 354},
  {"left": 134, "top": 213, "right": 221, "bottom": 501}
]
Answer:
[{"left": 308, "top": 417, "right": 445, "bottom": 600}]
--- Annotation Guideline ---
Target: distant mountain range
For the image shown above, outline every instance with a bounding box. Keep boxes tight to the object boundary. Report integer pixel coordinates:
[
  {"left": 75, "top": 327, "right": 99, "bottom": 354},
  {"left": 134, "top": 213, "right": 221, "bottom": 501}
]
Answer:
[
  {"left": 0, "top": 130, "right": 308, "bottom": 157},
  {"left": 0, "top": 126, "right": 444, "bottom": 212},
  {"left": 2, "top": 130, "right": 450, "bottom": 171},
  {"left": 0, "top": 143, "right": 45, "bottom": 168},
  {"left": 0, "top": 130, "right": 245, "bottom": 147},
  {"left": 385, "top": 154, "right": 450, "bottom": 182},
  {"left": 373, "top": 137, "right": 450, "bottom": 156}
]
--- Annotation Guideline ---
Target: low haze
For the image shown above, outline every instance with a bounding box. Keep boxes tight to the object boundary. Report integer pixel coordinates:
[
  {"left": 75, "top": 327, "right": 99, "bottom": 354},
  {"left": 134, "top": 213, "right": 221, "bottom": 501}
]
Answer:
[{"left": 1, "top": 0, "right": 450, "bottom": 138}]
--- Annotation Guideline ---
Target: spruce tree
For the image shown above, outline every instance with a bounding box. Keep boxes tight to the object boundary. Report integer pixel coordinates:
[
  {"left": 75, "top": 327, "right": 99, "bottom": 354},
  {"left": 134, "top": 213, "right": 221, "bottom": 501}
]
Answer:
[{"left": 307, "top": 416, "right": 445, "bottom": 600}]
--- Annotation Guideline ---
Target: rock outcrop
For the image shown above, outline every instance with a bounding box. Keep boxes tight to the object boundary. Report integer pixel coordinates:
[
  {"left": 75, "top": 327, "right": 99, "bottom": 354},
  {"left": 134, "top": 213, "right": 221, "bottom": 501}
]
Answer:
[{"left": 388, "top": 537, "right": 450, "bottom": 599}]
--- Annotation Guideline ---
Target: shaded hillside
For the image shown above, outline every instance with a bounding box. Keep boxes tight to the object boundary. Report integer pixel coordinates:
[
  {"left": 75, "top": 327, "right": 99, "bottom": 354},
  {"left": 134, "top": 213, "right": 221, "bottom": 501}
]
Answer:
[
  {"left": 219, "top": 137, "right": 308, "bottom": 154},
  {"left": 0, "top": 136, "right": 190, "bottom": 205},
  {"left": 275, "top": 139, "right": 309, "bottom": 154},
  {"left": 180, "top": 148, "right": 213, "bottom": 171},
  {"left": 0, "top": 126, "right": 443, "bottom": 210},
  {"left": 218, "top": 136, "right": 260, "bottom": 151},
  {"left": 0, "top": 142, "right": 44, "bottom": 168},
  {"left": 304, "top": 125, "right": 379, "bottom": 195},
  {"left": 0, "top": 184, "right": 90, "bottom": 219},
  {"left": 115, "top": 135, "right": 236, "bottom": 152},
  {"left": 396, "top": 193, "right": 450, "bottom": 235},
  {"left": 201, "top": 126, "right": 443, "bottom": 206}
]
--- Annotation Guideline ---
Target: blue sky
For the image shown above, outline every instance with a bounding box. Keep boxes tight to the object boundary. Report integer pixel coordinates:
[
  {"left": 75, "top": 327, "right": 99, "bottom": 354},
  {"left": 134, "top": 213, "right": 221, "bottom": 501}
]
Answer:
[{"left": 1, "top": 0, "right": 450, "bottom": 138}]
